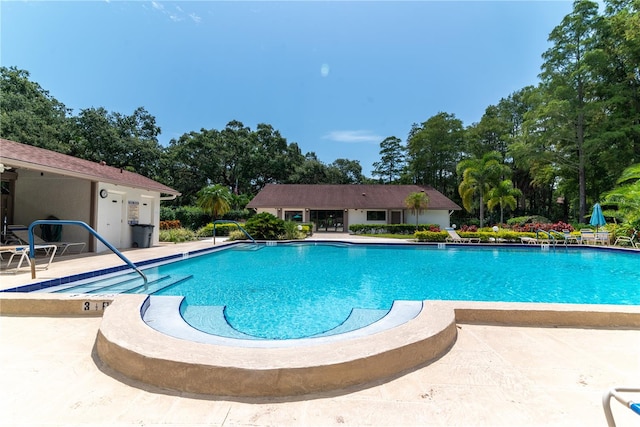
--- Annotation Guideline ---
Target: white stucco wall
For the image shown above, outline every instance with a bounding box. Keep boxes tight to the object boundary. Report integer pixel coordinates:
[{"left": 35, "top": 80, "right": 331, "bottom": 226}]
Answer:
[
  {"left": 404, "top": 210, "right": 451, "bottom": 229},
  {"left": 255, "top": 207, "right": 451, "bottom": 231},
  {"left": 95, "top": 183, "right": 161, "bottom": 252}
]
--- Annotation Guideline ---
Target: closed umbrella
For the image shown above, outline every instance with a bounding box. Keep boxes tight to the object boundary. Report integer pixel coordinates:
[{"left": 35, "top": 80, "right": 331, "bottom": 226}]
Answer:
[{"left": 589, "top": 203, "right": 606, "bottom": 233}]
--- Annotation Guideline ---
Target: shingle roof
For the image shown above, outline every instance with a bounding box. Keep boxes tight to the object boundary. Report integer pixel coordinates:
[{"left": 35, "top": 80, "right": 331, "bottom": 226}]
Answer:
[
  {"left": 0, "top": 139, "right": 180, "bottom": 195},
  {"left": 247, "top": 184, "right": 461, "bottom": 210}
]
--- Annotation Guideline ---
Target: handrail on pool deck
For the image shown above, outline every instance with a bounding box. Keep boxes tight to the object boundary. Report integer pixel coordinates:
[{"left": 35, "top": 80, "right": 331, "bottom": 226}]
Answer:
[
  {"left": 213, "top": 220, "right": 255, "bottom": 244},
  {"left": 27, "top": 220, "right": 148, "bottom": 288}
]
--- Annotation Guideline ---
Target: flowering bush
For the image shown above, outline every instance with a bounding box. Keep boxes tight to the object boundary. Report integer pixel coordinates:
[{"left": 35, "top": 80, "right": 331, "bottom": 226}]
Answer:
[
  {"left": 160, "top": 220, "right": 182, "bottom": 230},
  {"left": 509, "top": 221, "right": 574, "bottom": 233}
]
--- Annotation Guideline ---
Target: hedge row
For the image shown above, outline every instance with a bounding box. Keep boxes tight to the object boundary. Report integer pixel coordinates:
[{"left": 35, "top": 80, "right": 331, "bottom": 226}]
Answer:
[{"left": 349, "top": 224, "right": 440, "bottom": 234}]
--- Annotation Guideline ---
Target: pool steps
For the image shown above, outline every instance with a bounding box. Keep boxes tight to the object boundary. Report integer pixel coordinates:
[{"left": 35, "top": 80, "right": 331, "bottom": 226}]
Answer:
[
  {"left": 34, "top": 273, "right": 193, "bottom": 295},
  {"left": 179, "top": 304, "right": 390, "bottom": 339},
  {"left": 142, "top": 295, "right": 423, "bottom": 348}
]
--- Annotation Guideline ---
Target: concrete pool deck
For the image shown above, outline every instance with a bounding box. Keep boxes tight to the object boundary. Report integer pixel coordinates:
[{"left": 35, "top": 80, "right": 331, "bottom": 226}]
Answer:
[{"left": 1, "top": 234, "right": 640, "bottom": 425}]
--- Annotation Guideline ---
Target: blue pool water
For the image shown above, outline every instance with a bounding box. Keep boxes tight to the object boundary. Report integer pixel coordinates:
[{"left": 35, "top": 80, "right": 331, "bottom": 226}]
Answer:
[{"left": 139, "top": 243, "right": 640, "bottom": 339}]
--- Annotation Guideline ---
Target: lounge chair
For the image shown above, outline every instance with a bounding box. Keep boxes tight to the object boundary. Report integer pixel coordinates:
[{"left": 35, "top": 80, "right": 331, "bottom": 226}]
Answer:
[
  {"left": 613, "top": 230, "right": 637, "bottom": 247},
  {"left": 603, "top": 387, "right": 640, "bottom": 427},
  {"left": 10, "top": 229, "right": 86, "bottom": 256},
  {"left": 0, "top": 244, "right": 57, "bottom": 271},
  {"left": 444, "top": 227, "right": 480, "bottom": 243}
]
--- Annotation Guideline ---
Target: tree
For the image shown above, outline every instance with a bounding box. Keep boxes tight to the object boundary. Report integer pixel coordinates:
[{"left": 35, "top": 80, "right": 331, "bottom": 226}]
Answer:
[
  {"left": 457, "top": 151, "right": 506, "bottom": 227},
  {"left": 487, "top": 179, "right": 523, "bottom": 224},
  {"left": 372, "top": 136, "right": 406, "bottom": 183},
  {"left": 406, "top": 112, "right": 464, "bottom": 199},
  {"left": 404, "top": 191, "right": 429, "bottom": 228},
  {"left": 0, "top": 66, "right": 72, "bottom": 151},
  {"left": 326, "top": 159, "right": 364, "bottom": 184},
  {"left": 69, "top": 106, "right": 164, "bottom": 179},
  {"left": 602, "top": 163, "right": 640, "bottom": 228},
  {"left": 287, "top": 153, "right": 329, "bottom": 184},
  {"left": 538, "top": 0, "right": 602, "bottom": 222},
  {"left": 197, "top": 184, "right": 232, "bottom": 220}
]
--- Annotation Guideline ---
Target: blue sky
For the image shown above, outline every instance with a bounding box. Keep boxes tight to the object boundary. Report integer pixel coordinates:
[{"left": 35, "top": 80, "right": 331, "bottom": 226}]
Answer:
[{"left": 2, "top": 1, "right": 573, "bottom": 176}]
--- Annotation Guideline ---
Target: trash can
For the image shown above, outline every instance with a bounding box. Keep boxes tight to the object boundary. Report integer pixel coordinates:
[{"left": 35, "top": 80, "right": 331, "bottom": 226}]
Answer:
[{"left": 131, "top": 224, "right": 154, "bottom": 248}]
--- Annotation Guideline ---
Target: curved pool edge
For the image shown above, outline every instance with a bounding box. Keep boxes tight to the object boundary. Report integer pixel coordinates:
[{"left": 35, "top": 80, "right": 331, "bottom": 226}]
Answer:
[
  {"left": 142, "top": 295, "right": 423, "bottom": 347},
  {"left": 96, "top": 294, "right": 458, "bottom": 397}
]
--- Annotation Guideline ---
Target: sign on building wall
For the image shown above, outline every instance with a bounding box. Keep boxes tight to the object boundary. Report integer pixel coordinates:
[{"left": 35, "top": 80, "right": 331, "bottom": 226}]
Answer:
[{"left": 127, "top": 200, "right": 139, "bottom": 225}]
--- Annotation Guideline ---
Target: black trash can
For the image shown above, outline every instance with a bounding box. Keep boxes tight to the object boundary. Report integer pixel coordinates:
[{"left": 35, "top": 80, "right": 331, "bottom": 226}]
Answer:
[{"left": 131, "top": 224, "right": 154, "bottom": 248}]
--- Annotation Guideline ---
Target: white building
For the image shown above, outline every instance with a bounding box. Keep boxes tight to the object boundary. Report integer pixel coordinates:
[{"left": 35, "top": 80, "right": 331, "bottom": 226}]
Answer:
[
  {"left": 246, "top": 184, "right": 461, "bottom": 232},
  {"left": 0, "top": 139, "right": 180, "bottom": 252}
]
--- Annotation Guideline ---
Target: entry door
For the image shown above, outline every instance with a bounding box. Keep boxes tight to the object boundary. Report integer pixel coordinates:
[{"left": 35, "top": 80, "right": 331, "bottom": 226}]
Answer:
[
  {"left": 102, "top": 193, "right": 123, "bottom": 248},
  {"left": 391, "top": 211, "right": 402, "bottom": 224}
]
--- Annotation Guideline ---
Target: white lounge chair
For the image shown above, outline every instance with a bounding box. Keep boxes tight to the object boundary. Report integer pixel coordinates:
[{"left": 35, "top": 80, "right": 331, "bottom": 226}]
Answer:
[
  {"left": 0, "top": 244, "right": 57, "bottom": 271},
  {"left": 11, "top": 229, "right": 85, "bottom": 256},
  {"left": 444, "top": 227, "right": 480, "bottom": 243},
  {"left": 613, "top": 230, "right": 637, "bottom": 247},
  {"left": 603, "top": 387, "right": 640, "bottom": 427}
]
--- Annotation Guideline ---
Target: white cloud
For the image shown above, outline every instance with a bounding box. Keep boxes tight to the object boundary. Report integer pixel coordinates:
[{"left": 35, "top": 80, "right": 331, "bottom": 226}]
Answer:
[
  {"left": 148, "top": 1, "right": 200, "bottom": 24},
  {"left": 323, "top": 130, "right": 382, "bottom": 144}
]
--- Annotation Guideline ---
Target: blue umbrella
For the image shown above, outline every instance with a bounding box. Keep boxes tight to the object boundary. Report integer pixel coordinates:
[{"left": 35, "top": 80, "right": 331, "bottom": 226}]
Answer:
[{"left": 589, "top": 203, "right": 606, "bottom": 232}]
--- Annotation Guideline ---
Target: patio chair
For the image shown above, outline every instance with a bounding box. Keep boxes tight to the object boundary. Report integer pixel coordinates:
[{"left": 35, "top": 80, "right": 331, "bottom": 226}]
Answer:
[
  {"left": 11, "top": 229, "right": 85, "bottom": 256},
  {"left": 603, "top": 387, "right": 640, "bottom": 427},
  {"left": 444, "top": 227, "right": 480, "bottom": 243},
  {"left": 0, "top": 244, "right": 57, "bottom": 271},
  {"left": 580, "top": 229, "right": 597, "bottom": 245},
  {"left": 613, "top": 229, "right": 637, "bottom": 247}
]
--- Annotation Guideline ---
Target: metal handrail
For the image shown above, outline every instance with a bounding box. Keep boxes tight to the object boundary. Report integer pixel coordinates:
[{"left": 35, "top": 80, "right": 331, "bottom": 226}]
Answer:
[
  {"left": 212, "top": 220, "right": 255, "bottom": 244},
  {"left": 27, "top": 220, "right": 148, "bottom": 288},
  {"left": 535, "top": 229, "right": 556, "bottom": 245}
]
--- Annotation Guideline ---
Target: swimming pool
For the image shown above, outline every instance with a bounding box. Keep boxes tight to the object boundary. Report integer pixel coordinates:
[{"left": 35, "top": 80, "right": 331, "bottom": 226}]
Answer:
[{"left": 55, "top": 242, "right": 640, "bottom": 340}]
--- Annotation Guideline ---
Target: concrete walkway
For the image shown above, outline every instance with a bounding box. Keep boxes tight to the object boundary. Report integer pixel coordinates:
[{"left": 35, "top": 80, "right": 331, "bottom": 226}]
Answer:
[
  {"left": 1, "top": 235, "right": 639, "bottom": 425},
  {"left": 2, "top": 316, "right": 639, "bottom": 426}
]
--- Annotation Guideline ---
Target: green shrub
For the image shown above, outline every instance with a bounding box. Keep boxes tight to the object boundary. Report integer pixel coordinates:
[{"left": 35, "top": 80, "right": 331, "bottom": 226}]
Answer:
[
  {"left": 282, "top": 221, "right": 305, "bottom": 240},
  {"left": 227, "top": 230, "right": 249, "bottom": 241},
  {"left": 160, "top": 206, "right": 176, "bottom": 221},
  {"left": 414, "top": 231, "right": 448, "bottom": 242},
  {"left": 243, "top": 212, "right": 285, "bottom": 240},
  {"left": 195, "top": 222, "right": 240, "bottom": 237},
  {"left": 159, "top": 227, "right": 197, "bottom": 243}
]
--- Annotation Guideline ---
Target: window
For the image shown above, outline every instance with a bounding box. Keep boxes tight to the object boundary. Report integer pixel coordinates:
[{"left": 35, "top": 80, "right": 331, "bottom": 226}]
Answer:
[
  {"left": 366, "top": 211, "right": 386, "bottom": 221},
  {"left": 284, "top": 210, "right": 303, "bottom": 222}
]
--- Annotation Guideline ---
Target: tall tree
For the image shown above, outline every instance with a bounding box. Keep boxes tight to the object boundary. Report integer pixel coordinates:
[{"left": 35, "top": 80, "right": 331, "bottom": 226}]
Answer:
[
  {"left": 372, "top": 136, "right": 406, "bottom": 183},
  {"left": 0, "top": 66, "right": 72, "bottom": 151},
  {"left": 70, "top": 106, "right": 164, "bottom": 179},
  {"left": 538, "top": 0, "right": 602, "bottom": 222},
  {"left": 406, "top": 112, "right": 464, "bottom": 199},
  {"left": 327, "top": 159, "right": 364, "bottom": 184}
]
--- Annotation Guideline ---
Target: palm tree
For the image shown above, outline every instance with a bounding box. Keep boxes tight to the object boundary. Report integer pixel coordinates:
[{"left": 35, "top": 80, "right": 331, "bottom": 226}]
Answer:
[
  {"left": 456, "top": 151, "right": 506, "bottom": 228},
  {"left": 404, "top": 191, "right": 429, "bottom": 228},
  {"left": 487, "top": 179, "right": 522, "bottom": 224},
  {"left": 603, "top": 163, "right": 640, "bottom": 227},
  {"left": 197, "top": 184, "right": 232, "bottom": 220}
]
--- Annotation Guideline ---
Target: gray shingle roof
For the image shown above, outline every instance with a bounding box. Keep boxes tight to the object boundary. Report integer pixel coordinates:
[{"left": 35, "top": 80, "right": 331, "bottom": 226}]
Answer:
[
  {"left": 0, "top": 139, "right": 180, "bottom": 195},
  {"left": 247, "top": 184, "right": 461, "bottom": 210}
]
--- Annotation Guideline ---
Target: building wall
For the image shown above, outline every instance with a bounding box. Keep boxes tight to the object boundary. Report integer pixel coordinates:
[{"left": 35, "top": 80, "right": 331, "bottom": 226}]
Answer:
[
  {"left": 404, "top": 210, "right": 451, "bottom": 229},
  {"left": 95, "top": 183, "right": 161, "bottom": 253},
  {"left": 14, "top": 170, "right": 92, "bottom": 244},
  {"left": 255, "top": 207, "right": 451, "bottom": 230},
  {"left": 13, "top": 169, "right": 162, "bottom": 253}
]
